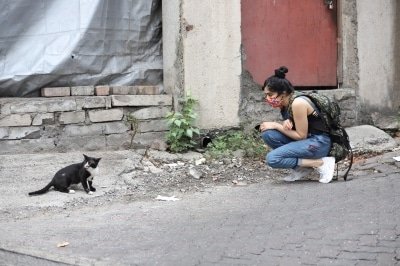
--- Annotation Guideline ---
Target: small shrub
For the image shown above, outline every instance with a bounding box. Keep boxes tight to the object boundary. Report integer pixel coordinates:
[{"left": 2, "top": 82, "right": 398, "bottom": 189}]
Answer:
[{"left": 165, "top": 93, "right": 200, "bottom": 153}]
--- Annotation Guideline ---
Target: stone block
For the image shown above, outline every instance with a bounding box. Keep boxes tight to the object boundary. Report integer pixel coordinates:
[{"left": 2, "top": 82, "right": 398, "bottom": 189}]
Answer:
[
  {"left": 130, "top": 106, "right": 171, "bottom": 120},
  {"left": 76, "top": 97, "right": 107, "bottom": 110},
  {"left": 88, "top": 109, "right": 123, "bottom": 122},
  {"left": 41, "top": 87, "right": 70, "bottom": 97},
  {"left": 0, "top": 114, "right": 31, "bottom": 127},
  {"left": 0, "top": 101, "right": 11, "bottom": 115},
  {"left": 32, "top": 113, "right": 55, "bottom": 126},
  {"left": 55, "top": 135, "right": 107, "bottom": 152},
  {"left": 0, "top": 127, "right": 8, "bottom": 138},
  {"left": 0, "top": 139, "right": 55, "bottom": 155},
  {"left": 95, "top": 85, "right": 110, "bottom": 96},
  {"left": 139, "top": 119, "right": 168, "bottom": 133},
  {"left": 71, "top": 86, "right": 95, "bottom": 96},
  {"left": 111, "top": 95, "right": 172, "bottom": 107},
  {"left": 105, "top": 132, "right": 132, "bottom": 150},
  {"left": 47, "top": 99, "right": 77, "bottom": 112},
  {"left": 103, "top": 122, "right": 130, "bottom": 134},
  {"left": 63, "top": 124, "right": 104, "bottom": 137},
  {"left": 7, "top": 127, "right": 41, "bottom": 140},
  {"left": 9, "top": 99, "right": 48, "bottom": 113},
  {"left": 111, "top": 86, "right": 160, "bottom": 95},
  {"left": 133, "top": 131, "right": 166, "bottom": 147},
  {"left": 7, "top": 98, "right": 77, "bottom": 113},
  {"left": 59, "top": 111, "right": 86, "bottom": 124}
]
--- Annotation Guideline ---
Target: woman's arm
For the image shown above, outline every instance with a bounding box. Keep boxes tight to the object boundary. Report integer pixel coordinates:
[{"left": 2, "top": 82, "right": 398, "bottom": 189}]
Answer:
[{"left": 260, "top": 98, "right": 309, "bottom": 140}]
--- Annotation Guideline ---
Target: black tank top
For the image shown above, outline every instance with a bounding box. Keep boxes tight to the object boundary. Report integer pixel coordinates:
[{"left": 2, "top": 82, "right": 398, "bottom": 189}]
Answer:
[{"left": 286, "top": 96, "right": 328, "bottom": 134}]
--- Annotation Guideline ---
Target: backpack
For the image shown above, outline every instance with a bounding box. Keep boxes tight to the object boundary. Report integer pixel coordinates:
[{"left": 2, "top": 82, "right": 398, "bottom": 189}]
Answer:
[{"left": 288, "top": 91, "right": 353, "bottom": 180}]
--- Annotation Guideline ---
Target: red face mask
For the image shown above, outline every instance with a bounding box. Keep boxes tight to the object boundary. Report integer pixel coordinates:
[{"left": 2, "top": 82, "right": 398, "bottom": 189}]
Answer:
[{"left": 265, "top": 97, "right": 283, "bottom": 108}]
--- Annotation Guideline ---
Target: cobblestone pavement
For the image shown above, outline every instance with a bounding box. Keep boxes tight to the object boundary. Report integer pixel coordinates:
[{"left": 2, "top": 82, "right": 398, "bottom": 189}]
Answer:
[{"left": 0, "top": 151, "right": 400, "bottom": 265}]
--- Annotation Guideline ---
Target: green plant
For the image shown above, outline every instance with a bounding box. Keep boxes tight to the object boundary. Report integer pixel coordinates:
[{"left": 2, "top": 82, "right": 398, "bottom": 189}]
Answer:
[
  {"left": 205, "top": 130, "right": 267, "bottom": 160},
  {"left": 126, "top": 113, "right": 140, "bottom": 149},
  {"left": 165, "top": 93, "right": 200, "bottom": 153}
]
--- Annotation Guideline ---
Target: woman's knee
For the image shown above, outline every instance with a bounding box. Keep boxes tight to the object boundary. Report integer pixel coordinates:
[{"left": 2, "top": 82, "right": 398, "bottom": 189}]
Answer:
[
  {"left": 261, "top": 129, "right": 280, "bottom": 147},
  {"left": 266, "top": 152, "right": 280, "bottom": 168}
]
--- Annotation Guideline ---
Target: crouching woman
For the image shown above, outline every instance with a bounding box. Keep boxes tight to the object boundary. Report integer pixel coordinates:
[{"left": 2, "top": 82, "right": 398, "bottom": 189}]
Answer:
[{"left": 259, "top": 66, "right": 335, "bottom": 183}]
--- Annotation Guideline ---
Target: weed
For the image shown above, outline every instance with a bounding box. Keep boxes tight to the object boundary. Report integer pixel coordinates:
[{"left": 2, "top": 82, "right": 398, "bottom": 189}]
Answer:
[
  {"left": 126, "top": 113, "right": 140, "bottom": 149},
  {"left": 205, "top": 130, "right": 267, "bottom": 160},
  {"left": 165, "top": 93, "right": 200, "bottom": 153}
]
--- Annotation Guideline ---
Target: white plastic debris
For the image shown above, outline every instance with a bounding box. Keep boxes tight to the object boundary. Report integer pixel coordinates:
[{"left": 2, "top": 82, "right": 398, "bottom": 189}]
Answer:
[
  {"left": 393, "top": 156, "right": 400, "bottom": 161},
  {"left": 195, "top": 158, "right": 206, "bottom": 165},
  {"left": 156, "top": 195, "right": 180, "bottom": 201},
  {"left": 57, "top": 241, "right": 69, "bottom": 248}
]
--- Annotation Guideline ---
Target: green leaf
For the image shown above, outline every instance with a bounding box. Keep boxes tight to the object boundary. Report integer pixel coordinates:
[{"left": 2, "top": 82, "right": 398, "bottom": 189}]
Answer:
[
  {"left": 186, "top": 129, "right": 193, "bottom": 138},
  {"left": 174, "top": 120, "right": 182, "bottom": 127}
]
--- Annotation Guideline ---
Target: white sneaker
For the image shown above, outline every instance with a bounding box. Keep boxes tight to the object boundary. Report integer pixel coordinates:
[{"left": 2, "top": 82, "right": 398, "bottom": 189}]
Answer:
[
  {"left": 318, "top": 157, "right": 336, "bottom": 183},
  {"left": 283, "top": 167, "right": 313, "bottom": 182}
]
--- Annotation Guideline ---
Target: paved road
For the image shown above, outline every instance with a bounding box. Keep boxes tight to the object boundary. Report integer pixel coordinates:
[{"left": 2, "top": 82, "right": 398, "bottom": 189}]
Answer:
[{"left": 1, "top": 152, "right": 400, "bottom": 266}]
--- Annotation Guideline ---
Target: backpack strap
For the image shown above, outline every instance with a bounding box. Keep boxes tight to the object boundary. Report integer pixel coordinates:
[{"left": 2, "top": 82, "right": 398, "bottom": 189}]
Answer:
[{"left": 343, "top": 148, "right": 353, "bottom": 181}]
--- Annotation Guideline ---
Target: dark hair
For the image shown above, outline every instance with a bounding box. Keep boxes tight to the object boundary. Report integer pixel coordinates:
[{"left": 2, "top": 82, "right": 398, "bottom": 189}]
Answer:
[{"left": 262, "top": 66, "right": 294, "bottom": 95}]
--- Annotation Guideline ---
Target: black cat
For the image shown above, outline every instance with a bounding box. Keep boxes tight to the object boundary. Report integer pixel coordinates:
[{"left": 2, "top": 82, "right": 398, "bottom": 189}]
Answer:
[{"left": 28, "top": 154, "right": 101, "bottom": 196}]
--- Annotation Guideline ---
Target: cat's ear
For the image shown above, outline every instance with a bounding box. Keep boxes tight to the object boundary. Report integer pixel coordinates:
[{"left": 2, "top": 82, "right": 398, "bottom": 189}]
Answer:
[
  {"left": 96, "top": 157, "right": 101, "bottom": 162},
  {"left": 83, "top": 154, "right": 89, "bottom": 160}
]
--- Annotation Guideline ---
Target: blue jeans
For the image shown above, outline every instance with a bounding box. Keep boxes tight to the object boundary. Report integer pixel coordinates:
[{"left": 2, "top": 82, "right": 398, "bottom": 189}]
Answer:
[{"left": 261, "top": 129, "right": 331, "bottom": 169}]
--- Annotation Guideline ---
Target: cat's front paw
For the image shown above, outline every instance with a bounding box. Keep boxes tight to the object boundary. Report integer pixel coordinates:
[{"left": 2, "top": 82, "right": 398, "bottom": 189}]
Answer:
[
  {"left": 68, "top": 190, "right": 76, "bottom": 194},
  {"left": 88, "top": 191, "right": 93, "bottom": 195},
  {"left": 90, "top": 187, "right": 96, "bottom": 192}
]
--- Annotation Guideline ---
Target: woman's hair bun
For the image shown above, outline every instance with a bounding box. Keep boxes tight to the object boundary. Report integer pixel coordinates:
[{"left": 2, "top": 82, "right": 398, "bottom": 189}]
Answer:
[{"left": 274, "top": 66, "right": 288, "bottom": 79}]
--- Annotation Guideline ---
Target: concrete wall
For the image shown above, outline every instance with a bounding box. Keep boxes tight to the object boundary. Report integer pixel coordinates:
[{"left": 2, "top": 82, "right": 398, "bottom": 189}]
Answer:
[
  {"left": 162, "top": 0, "right": 241, "bottom": 129},
  {"left": 357, "top": 0, "right": 399, "bottom": 128}
]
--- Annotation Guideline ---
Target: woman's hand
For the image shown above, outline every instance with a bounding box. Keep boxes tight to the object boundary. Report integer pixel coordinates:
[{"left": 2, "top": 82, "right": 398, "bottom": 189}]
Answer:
[
  {"left": 282, "top": 119, "right": 293, "bottom": 130},
  {"left": 259, "top": 121, "right": 279, "bottom": 132}
]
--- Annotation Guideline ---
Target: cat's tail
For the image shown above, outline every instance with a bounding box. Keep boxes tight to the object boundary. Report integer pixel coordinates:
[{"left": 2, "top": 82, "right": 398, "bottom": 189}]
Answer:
[{"left": 28, "top": 181, "right": 53, "bottom": 196}]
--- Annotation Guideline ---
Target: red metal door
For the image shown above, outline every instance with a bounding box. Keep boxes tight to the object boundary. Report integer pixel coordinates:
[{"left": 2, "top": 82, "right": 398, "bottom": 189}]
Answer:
[{"left": 242, "top": 0, "right": 338, "bottom": 87}]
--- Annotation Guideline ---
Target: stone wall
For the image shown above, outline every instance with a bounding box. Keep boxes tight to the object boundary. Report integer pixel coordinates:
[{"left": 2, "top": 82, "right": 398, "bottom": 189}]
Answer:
[{"left": 0, "top": 86, "right": 172, "bottom": 155}]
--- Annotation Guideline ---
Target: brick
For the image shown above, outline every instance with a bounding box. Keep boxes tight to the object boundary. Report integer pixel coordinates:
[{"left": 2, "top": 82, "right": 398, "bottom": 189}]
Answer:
[
  {"left": 32, "top": 113, "right": 55, "bottom": 126},
  {"left": 111, "top": 86, "right": 159, "bottom": 95},
  {"left": 41, "top": 87, "right": 70, "bottom": 97},
  {"left": 0, "top": 114, "right": 31, "bottom": 127},
  {"left": 111, "top": 86, "right": 138, "bottom": 95},
  {"left": 130, "top": 106, "right": 171, "bottom": 120},
  {"left": 95, "top": 85, "right": 110, "bottom": 96},
  {"left": 76, "top": 97, "right": 107, "bottom": 109},
  {"left": 71, "top": 86, "right": 95, "bottom": 96},
  {"left": 59, "top": 111, "right": 86, "bottom": 124},
  {"left": 88, "top": 109, "right": 123, "bottom": 122},
  {"left": 137, "top": 86, "right": 159, "bottom": 95},
  {"left": 111, "top": 95, "right": 172, "bottom": 107},
  {"left": 7, "top": 127, "right": 41, "bottom": 140}
]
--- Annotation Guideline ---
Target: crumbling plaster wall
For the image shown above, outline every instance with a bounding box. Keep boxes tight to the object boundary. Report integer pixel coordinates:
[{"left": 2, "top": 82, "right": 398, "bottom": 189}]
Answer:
[
  {"left": 357, "top": 0, "right": 400, "bottom": 129},
  {"left": 162, "top": 0, "right": 241, "bottom": 130}
]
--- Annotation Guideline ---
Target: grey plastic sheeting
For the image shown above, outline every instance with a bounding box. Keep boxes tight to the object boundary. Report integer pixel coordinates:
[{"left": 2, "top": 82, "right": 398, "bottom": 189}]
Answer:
[{"left": 0, "top": 0, "right": 162, "bottom": 97}]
